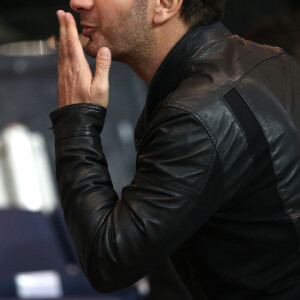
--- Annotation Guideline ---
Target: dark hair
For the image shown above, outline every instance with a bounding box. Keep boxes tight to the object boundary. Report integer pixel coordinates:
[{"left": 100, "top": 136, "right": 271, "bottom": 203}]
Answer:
[{"left": 180, "top": 0, "right": 226, "bottom": 27}]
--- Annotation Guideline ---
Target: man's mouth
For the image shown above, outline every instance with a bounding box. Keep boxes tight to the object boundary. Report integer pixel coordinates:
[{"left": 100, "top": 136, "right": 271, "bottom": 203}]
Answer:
[{"left": 81, "top": 24, "right": 97, "bottom": 37}]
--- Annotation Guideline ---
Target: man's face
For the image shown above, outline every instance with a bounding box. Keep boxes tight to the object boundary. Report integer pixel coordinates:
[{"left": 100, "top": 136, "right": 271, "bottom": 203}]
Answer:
[{"left": 70, "top": 0, "right": 154, "bottom": 62}]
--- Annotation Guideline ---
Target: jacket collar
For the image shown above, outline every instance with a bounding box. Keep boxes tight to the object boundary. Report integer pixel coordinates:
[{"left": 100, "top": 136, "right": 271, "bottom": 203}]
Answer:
[{"left": 135, "top": 22, "right": 232, "bottom": 150}]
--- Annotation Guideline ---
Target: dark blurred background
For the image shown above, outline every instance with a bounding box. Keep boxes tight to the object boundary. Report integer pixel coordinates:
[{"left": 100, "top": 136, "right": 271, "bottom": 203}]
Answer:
[
  {"left": 0, "top": 0, "right": 299, "bottom": 43},
  {"left": 0, "top": 1, "right": 299, "bottom": 299}
]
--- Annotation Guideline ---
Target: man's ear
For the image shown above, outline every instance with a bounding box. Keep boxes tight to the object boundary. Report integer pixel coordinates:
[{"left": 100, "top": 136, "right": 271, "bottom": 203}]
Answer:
[{"left": 152, "top": 0, "right": 183, "bottom": 25}]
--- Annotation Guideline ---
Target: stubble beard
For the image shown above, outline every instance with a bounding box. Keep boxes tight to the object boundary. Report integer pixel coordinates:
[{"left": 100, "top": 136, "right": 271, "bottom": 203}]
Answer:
[{"left": 84, "top": 0, "right": 155, "bottom": 67}]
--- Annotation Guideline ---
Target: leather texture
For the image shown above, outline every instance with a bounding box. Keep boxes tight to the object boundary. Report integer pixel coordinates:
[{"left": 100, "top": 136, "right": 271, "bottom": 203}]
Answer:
[{"left": 50, "top": 22, "right": 300, "bottom": 299}]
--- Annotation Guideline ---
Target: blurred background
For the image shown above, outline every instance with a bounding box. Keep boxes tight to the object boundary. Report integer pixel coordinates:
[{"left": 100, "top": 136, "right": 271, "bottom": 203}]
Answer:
[{"left": 0, "top": 0, "right": 299, "bottom": 299}]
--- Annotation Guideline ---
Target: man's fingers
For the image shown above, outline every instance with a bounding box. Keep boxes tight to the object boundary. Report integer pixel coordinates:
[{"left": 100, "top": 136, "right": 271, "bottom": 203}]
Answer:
[
  {"left": 93, "top": 48, "right": 112, "bottom": 107},
  {"left": 57, "top": 10, "right": 84, "bottom": 60},
  {"left": 95, "top": 48, "right": 111, "bottom": 81},
  {"left": 57, "top": 10, "right": 66, "bottom": 36},
  {"left": 57, "top": 10, "right": 66, "bottom": 54},
  {"left": 57, "top": 11, "right": 110, "bottom": 108},
  {"left": 65, "top": 12, "right": 84, "bottom": 58}
]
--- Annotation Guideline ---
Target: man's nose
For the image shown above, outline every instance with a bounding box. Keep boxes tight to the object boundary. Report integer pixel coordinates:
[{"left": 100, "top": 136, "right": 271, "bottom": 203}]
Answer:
[{"left": 70, "top": 0, "right": 94, "bottom": 12}]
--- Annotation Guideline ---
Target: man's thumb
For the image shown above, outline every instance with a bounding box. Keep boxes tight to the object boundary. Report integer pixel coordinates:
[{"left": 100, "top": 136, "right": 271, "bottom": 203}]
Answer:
[{"left": 94, "top": 47, "right": 111, "bottom": 87}]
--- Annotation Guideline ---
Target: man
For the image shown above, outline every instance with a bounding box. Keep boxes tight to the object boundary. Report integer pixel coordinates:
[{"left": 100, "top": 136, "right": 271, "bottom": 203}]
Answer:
[{"left": 50, "top": 0, "right": 300, "bottom": 299}]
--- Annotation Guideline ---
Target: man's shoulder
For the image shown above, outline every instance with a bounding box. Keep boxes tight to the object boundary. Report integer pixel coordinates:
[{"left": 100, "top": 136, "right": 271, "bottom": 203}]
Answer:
[{"left": 162, "top": 34, "right": 288, "bottom": 114}]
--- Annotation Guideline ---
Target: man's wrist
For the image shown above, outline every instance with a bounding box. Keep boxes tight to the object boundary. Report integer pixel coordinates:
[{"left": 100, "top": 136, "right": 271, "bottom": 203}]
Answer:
[{"left": 49, "top": 103, "right": 107, "bottom": 142}]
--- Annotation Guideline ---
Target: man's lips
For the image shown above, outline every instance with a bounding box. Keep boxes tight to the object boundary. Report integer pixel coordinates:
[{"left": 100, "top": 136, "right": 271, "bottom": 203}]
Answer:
[{"left": 81, "top": 24, "right": 97, "bottom": 36}]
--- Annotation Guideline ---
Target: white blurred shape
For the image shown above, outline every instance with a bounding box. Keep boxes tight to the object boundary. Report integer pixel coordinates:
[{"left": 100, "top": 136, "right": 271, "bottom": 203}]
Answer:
[
  {"left": 117, "top": 119, "right": 134, "bottom": 144},
  {"left": 15, "top": 270, "right": 63, "bottom": 299},
  {"left": 0, "top": 140, "right": 10, "bottom": 208},
  {"left": 135, "top": 277, "right": 151, "bottom": 296},
  {"left": 30, "top": 133, "right": 57, "bottom": 213},
  {"left": 1, "top": 124, "right": 57, "bottom": 213}
]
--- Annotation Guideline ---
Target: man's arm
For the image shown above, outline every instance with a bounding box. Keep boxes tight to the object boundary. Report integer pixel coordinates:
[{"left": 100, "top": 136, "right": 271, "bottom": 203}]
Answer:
[
  {"left": 52, "top": 10, "right": 224, "bottom": 292},
  {"left": 50, "top": 103, "right": 224, "bottom": 292}
]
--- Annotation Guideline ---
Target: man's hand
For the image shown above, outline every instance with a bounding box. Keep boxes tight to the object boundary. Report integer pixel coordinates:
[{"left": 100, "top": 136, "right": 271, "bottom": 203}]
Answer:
[{"left": 56, "top": 10, "right": 111, "bottom": 108}]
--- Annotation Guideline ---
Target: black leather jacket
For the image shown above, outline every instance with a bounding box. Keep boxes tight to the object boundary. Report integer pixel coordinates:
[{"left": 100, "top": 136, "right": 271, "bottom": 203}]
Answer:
[{"left": 50, "top": 22, "right": 300, "bottom": 299}]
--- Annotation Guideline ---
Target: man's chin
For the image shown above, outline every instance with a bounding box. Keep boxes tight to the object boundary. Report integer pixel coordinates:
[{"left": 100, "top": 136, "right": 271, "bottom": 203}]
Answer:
[
  {"left": 84, "top": 41, "right": 122, "bottom": 62},
  {"left": 84, "top": 41, "right": 98, "bottom": 58}
]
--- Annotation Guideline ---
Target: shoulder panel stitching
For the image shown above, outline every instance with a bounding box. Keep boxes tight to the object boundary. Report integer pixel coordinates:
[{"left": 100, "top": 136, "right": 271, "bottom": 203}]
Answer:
[{"left": 158, "top": 104, "right": 222, "bottom": 197}]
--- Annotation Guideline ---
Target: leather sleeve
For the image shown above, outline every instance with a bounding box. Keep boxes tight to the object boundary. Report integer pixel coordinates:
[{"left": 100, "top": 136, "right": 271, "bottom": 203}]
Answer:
[{"left": 50, "top": 103, "right": 224, "bottom": 292}]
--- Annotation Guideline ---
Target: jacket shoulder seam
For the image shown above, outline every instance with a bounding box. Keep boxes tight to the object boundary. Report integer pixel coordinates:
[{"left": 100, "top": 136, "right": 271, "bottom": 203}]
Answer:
[
  {"left": 162, "top": 102, "right": 218, "bottom": 148},
  {"left": 157, "top": 104, "right": 222, "bottom": 197}
]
